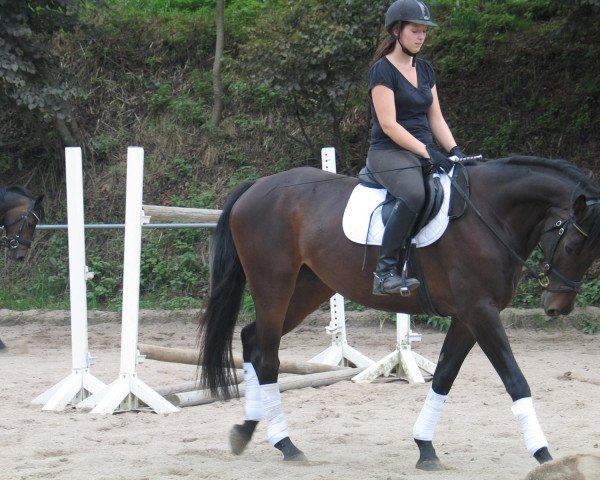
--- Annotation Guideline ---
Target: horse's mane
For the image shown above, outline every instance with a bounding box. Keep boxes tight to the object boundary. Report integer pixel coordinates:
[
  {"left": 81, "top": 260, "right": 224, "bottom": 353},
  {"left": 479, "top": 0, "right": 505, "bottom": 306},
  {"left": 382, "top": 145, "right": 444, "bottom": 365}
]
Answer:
[
  {"left": 494, "top": 156, "right": 600, "bottom": 197},
  {"left": 469, "top": 155, "right": 600, "bottom": 245},
  {"left": 0, "top": 185, "right": 36, "bottom": 202}
]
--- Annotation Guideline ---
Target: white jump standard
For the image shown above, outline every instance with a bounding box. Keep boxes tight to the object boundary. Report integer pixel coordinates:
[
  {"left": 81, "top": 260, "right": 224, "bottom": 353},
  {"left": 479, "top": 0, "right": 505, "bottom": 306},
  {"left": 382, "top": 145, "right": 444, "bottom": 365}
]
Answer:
[
  {"left": 32, "top": 147, "right": 105, "bottom": 411},
  {"left": 76, "top": 147, "right": 178, "bottom": 414},
  {"left": 353, "top": 313, "right": 436, "bottom": 383},
  {"left": 309, "top": 147, "right": 373, "bottom": 369}
]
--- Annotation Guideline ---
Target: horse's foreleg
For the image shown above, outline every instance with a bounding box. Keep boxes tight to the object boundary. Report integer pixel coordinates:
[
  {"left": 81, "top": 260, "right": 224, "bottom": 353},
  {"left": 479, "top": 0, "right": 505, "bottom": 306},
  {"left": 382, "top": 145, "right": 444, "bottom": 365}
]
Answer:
[
  {"left": 414, "top": 318, "right": 476, "bottom": 470},
  {"left": 0, "top": 337, "right": 5, "bottom": 351},
  {"left": 468, "top": 307, "right": 552, "bottom": 464}
]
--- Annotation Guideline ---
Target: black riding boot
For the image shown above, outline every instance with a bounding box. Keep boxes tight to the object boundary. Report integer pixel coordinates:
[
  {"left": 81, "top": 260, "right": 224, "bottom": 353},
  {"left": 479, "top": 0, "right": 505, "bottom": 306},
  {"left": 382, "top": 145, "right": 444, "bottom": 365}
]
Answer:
[{"left": 373, "top": 198, "right": 420, "bottom": 296}]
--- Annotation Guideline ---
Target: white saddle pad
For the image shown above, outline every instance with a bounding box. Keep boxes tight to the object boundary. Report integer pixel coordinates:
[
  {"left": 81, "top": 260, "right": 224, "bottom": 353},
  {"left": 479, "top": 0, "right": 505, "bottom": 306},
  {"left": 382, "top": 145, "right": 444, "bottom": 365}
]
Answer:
[{"left": 342, "top": 171, "right": 451, "bottom": 247}]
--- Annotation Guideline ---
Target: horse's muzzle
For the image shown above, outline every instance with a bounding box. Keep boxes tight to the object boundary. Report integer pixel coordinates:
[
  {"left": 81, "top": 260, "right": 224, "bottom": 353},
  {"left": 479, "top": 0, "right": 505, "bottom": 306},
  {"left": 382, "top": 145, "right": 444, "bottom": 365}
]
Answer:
[
  {"left": 541, "top": 290, "right": 576, "bottom": 316},
  {"left": 9, "top": 248, "right": 28, "bottom": 261}
]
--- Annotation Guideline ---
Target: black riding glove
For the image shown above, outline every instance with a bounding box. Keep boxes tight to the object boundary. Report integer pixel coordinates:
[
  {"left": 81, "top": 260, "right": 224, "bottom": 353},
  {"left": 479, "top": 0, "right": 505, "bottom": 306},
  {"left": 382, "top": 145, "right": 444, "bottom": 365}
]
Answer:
[
  {"left": 426, "top": 146, "right": 453, "bottom": 173},
  {"left": 448, "top": 146, "right": 466, "bottom": 159}
]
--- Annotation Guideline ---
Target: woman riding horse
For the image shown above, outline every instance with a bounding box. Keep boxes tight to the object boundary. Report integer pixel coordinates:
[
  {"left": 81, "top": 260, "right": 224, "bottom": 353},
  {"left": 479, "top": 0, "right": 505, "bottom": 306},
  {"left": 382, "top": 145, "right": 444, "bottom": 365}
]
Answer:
[
  {"left": 198, "top": 0, "right": 600, "bottom": 471},
  {"left": 199, "top": 156, "right": 600, "bottom": 468}
]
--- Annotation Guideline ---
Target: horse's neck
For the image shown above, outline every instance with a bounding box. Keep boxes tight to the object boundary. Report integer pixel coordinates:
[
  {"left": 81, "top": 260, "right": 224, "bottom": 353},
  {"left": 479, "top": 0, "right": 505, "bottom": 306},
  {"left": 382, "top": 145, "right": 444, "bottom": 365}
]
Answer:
[
  {"left": 0, "top": 201, "right": 10, "bottom": 221},
  {"left": 475, "top": 166, "right": 574, "bottom": 250},
  {"left": 0, "top": 197, "right": 22, "bottom": 222}
]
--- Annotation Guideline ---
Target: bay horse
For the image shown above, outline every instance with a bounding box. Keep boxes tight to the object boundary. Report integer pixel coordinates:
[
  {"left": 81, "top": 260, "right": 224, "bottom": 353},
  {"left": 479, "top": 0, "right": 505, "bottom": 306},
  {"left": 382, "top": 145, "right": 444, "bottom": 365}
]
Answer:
[
  {"left": 0, "top": 185, "right": 44, "bottom": 350},
  {"left": 199, "top": 156, "right": 600, "bottom": 469}
]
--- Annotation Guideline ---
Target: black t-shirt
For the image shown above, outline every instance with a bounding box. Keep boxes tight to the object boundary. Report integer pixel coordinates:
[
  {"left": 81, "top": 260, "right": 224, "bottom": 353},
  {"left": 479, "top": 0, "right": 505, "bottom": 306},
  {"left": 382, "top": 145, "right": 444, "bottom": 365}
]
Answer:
[{"left": 368, "top": 56, "right": 436, "bottom": 151}]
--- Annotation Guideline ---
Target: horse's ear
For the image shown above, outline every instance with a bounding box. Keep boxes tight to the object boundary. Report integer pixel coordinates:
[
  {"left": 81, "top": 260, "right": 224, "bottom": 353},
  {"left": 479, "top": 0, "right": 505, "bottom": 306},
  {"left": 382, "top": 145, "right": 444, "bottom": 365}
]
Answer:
[
  {"left": 583, "top": 169, "right": 596, "bottom": 181},
  {"left": 34, "top": 195, "right": 45, "bottom": 221},
  {"left": 573, "top": 194, "right": 587, "bottom": 220}
]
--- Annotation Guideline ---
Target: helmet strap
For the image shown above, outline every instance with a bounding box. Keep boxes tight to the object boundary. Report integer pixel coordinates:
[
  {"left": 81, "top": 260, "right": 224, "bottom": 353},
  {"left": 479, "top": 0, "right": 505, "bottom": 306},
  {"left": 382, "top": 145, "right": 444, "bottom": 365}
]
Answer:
[{"left": 395, "top": 36, "right": 417, "bottom": 67}]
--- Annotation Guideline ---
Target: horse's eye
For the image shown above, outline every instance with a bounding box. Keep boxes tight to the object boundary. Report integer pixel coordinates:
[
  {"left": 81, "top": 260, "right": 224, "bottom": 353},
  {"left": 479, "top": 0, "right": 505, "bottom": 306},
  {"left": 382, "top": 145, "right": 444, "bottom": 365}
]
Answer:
[{"left": 565, "top": 245, "right": 574, "bottom": 255}]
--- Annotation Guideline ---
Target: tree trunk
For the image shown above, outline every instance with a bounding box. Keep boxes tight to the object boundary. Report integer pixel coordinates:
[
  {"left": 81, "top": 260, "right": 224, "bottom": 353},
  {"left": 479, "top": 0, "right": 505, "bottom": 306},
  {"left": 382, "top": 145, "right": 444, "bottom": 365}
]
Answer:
[
  {"left": 53, "top": 116, "right": 79, "bottom": 147},
  {"left": 211, "top": 0, "right": 225, "bottom": 126}
]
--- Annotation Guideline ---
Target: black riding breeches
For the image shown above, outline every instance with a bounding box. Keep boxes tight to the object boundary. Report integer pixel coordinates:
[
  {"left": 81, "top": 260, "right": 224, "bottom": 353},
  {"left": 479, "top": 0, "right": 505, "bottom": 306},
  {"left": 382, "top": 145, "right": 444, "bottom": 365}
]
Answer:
[{"left": 366, "top": 149, "right": 425, "bottom": 214}]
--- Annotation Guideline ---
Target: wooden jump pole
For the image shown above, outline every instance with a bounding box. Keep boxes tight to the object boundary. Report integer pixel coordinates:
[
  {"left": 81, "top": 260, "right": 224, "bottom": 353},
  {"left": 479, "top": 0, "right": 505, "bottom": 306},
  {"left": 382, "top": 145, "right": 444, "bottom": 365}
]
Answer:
[
  {"left": 154, "top": 375, "right": 243, "bottom": 397},
  {"left": 138, "top": 343, "right": 347, "bottom": 375},
  {"left": 142, "top": 205, "right": 221, "bottom": 223},
  {"left": 167, "top": 367, "right": 365, "bottom": 408}
]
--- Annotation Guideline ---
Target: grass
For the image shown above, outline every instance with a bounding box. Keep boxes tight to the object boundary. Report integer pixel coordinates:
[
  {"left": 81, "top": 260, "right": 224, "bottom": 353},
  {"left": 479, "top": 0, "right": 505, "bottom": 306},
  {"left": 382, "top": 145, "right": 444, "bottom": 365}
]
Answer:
[{"left": 0, "top": 281, "right": 70, "bottom": 310}]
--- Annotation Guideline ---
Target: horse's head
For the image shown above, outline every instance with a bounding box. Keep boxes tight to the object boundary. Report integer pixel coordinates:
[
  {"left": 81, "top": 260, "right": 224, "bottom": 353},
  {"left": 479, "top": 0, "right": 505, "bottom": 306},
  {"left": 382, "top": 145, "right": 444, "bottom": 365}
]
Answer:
[
  {"left": 1, "top": 192, "right": 44, "bottom": 261},
  {"left": 539, "top": 195, "right": 600, "bottom": 316}
]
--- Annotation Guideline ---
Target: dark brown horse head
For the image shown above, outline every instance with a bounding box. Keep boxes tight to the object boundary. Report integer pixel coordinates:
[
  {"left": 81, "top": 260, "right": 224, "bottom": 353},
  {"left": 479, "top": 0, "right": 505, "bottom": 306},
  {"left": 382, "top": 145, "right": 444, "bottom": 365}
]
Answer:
[
  {"left": 1, "top": 186, "right": 44, "bottom": 261},
  {"left": 540, "top": 194, "right": 600, "bottom": 316}
]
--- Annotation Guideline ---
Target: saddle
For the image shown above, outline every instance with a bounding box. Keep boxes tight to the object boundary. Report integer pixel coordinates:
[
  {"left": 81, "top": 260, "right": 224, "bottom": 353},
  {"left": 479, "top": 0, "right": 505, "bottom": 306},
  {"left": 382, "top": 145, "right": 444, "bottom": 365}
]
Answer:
[{"left": 358, "top": 164, "right": 469, "bottom": 229}]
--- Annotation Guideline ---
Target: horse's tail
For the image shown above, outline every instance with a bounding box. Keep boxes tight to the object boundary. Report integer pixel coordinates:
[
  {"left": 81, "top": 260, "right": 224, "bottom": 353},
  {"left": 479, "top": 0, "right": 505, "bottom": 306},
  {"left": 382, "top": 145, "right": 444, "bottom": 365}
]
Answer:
[{"left": 198, "top": 181, "right": 255, "bottom": 399}]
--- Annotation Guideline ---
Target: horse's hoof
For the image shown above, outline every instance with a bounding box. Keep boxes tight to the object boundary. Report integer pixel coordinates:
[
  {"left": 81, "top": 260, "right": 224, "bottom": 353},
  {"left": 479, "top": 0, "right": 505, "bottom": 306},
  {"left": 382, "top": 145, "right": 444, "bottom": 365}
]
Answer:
[
  {"left": 534, "top": 446, "right": 553, "bottom": 464},
  {"left": 414, "top": 440, "right": 445, "bottom": 470},
  {"left": 284, "top": 450, "right": 308, "bottom": 462},
  {"left": 416, "top": 458, "right": 445, "bottom": 471},
  {"left": 229, "top": 424, "right": 252, "bottom": 455},
  {"left": 275, "top": 437, "right": 308, "bottom": 462}
]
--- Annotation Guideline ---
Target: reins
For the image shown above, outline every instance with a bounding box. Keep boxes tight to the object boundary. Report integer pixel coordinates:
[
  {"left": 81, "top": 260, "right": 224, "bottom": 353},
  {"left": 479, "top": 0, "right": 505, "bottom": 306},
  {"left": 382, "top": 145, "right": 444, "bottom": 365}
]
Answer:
[{"left": 447, "top": 164, "right": 593, "bottom": 293}]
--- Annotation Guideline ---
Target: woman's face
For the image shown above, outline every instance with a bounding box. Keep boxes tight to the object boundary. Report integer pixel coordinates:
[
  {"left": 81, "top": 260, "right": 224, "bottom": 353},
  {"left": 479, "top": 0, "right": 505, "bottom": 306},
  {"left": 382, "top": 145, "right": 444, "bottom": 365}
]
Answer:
[{"left": 398, "top": 22, "right": 428, "bottom": 54}]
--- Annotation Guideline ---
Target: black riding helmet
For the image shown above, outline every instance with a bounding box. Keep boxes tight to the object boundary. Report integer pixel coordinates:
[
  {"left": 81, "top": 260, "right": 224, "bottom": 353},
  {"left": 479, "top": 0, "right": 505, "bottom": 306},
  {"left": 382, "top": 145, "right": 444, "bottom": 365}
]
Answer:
[
  {"left": 385, "top": 0, "right": 437, "bottom": 33},
  {"left": 385, "top": 0, "right": 437, "bottom": 65}
]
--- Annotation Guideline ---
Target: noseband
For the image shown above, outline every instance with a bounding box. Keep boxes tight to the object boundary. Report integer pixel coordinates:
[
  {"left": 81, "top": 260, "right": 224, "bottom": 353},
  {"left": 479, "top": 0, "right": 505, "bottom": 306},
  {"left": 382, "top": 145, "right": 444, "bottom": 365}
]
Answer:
[
  {"left": 537, "top": 215, "right": 587, "bottom": 293},
  {"left": 1, "top": 201, "right": 41, "bottom": 250}
]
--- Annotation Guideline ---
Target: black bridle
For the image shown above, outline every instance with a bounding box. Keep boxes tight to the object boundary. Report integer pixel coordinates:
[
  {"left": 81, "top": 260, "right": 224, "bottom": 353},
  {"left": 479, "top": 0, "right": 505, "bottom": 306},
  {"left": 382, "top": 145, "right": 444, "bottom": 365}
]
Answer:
[
  {"left": 447, "top": 165, "right": 597, "bottom": 294},
  {"left": 1, "top": 201, "right": 41, "bottom": 250},
  {"left": 537, "top": 215, "right": 586, "bottom": 293}
]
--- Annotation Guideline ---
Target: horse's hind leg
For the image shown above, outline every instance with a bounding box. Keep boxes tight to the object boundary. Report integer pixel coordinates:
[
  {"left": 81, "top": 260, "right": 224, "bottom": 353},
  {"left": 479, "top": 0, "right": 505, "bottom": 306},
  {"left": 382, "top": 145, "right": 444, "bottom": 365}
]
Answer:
[
  {"left": 413, "top": 318, "right": 476, "bottom": 470},
  {"left": 228, "top": 322, "right": 261, "bottom": 455},
  {"left": 230, "top": 266, "right": 333, "bottom": 460}
]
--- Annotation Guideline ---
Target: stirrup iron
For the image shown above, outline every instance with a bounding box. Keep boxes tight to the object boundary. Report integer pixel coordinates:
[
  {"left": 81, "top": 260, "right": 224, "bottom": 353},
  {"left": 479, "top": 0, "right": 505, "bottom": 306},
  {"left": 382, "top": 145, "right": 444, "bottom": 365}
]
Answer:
[{"left": 400, "top": 257, "right": 411, "bottom": 297}]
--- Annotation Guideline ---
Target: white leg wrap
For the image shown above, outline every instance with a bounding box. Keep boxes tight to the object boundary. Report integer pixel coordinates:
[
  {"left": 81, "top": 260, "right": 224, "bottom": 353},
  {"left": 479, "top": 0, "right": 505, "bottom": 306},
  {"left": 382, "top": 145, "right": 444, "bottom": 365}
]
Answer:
[
  {"left": 243, "top": 363, "right": 264, "bottom": 421},
  {"left": 260, "top": 383, "right": 289, "bottom": 446},
  {"left": 511, "top": 397, "right": 548, "bottom": 456},
  {"left": 413, "top": 388, "right": 448, "bottom": 441}
]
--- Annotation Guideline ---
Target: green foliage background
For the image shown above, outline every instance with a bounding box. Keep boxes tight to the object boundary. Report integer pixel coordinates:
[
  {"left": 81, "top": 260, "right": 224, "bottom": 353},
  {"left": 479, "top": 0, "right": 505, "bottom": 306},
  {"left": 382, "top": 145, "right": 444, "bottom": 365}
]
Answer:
[{"left": 2, "top": 0, "right": 600, "bottom": 331}]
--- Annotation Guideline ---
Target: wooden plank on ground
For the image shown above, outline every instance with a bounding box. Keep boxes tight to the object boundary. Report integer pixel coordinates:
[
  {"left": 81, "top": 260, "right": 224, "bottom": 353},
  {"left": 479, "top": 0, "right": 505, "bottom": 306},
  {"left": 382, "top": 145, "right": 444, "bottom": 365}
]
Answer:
[
  {"left": 169, "top": 367, "right": 365, "bottom": 408},
  {"left": 138, "top": 343, "right": 347, "bottom": 375}
]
